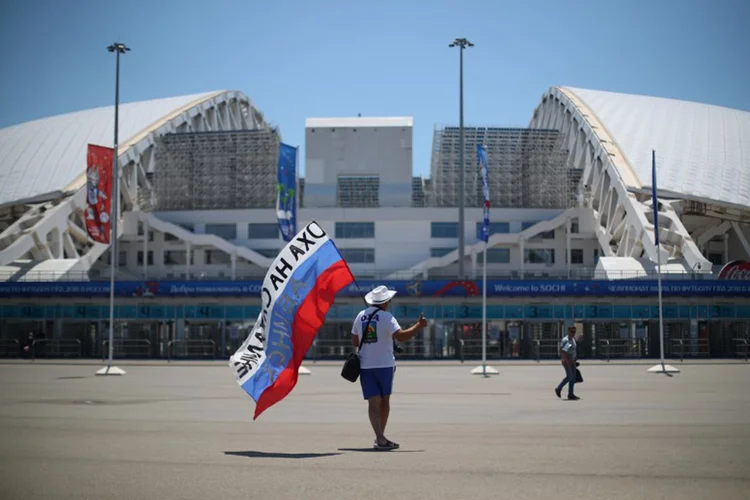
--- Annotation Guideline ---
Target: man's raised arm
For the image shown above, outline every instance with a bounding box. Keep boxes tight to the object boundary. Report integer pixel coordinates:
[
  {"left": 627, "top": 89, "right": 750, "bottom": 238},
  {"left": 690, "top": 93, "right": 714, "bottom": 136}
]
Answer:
[{"left": 393, "top": 314, "right": 428, "bottom": 343}]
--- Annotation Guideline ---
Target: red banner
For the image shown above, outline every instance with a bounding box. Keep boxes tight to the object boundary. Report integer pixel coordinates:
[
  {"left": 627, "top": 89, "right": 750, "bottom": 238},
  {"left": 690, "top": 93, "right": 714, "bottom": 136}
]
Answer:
[{"left": 85, "top": 145, "right": 113, "bottom": 244}]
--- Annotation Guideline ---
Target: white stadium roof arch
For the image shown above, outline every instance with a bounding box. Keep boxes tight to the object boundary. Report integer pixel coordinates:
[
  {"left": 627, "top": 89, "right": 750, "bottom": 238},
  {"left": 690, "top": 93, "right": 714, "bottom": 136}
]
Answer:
[
  {"left": 0, "top": 91, "right": 275, "bottom": 280},
  {"left": 557, "top": 87, "right": 750, "bottom": 209},
  {"left": 529, "top": 86, "right": 750, "bottom": 276}
]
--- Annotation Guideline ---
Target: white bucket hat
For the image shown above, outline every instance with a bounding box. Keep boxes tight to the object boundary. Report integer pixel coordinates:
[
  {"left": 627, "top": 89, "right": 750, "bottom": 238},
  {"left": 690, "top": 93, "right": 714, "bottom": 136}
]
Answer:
[{"left": 365, "top": 285, "right": 397, "bottom": 305}]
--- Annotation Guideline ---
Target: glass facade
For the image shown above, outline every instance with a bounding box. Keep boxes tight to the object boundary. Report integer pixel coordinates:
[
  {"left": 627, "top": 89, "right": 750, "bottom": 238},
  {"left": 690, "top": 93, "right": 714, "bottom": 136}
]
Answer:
[
  {"left": 2, "top": 301, "right": 748, "bottom": 361},
  {"left": 335, "top": 222, "right": 375, "bottom": 239},
  {"left": 247, "top": 223, "right": 280, "bottom": 239},
  {"left": 431, "top": 222, "right": 459, "bottom": 238},
  {"left": 205, "top": 223, "right": 237, "bottom": 240},
  {"left": 339, "top": 248, "right": 375, "bottom": 263}
]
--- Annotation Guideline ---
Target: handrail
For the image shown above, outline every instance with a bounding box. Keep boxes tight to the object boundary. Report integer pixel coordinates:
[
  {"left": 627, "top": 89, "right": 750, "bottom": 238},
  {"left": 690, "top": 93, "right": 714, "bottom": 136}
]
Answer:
[
  {"left": 533, "top": 339, "right": 560, "bottom": 362},
  {"left": 31, "top": 338, "right": 82, "bottom": 360},
  {"left": 0, "top": 339, "right": 20, "bottom": 357},
  {"left": 600, "top": 339, "right": 610, "bottom": 362},
  {"left": 671, "top": 338, "right": 710, "bottom": 362},
  {"left": 101, "top": 339, "right": 152, "bottom": 360},
  {"left": 597, "top": 338, "right": 642, "bottom": 362},
  {"left": 733, "top": 338, "right": 749, "bottom": 362},
  {"left": 167, "top": 339, "right": 216, "bottom": 362}
]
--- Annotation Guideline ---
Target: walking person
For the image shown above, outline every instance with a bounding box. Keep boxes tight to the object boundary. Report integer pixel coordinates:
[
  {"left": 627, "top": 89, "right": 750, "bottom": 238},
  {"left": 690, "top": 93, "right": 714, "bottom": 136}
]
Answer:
[
  {"left": 555, "top": 321, "right": 580, "bottom": 401},
  {"left": 351, "top": 285, "right": 427, "bottom": 450}
]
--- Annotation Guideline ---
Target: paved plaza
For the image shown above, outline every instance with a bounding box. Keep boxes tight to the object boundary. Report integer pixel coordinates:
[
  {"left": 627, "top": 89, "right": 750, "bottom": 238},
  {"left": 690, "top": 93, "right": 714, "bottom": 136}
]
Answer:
[{"left": 0, "top": 359, "right": 749, "bottom": 499}]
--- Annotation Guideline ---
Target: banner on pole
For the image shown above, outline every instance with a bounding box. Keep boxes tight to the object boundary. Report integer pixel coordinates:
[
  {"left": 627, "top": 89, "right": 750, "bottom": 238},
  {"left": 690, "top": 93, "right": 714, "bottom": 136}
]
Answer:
[
  {"left": 276, "top": 143, "right": 297, "bottom": 242},
  {"left": 477, "top": 144, "right": 490, "bottom": 243},
  {"left": 229, "top": 221, "right": 354, "bottom": 420},
  {"left": 651, "top": 149, "right": 659, "bottom": 247},
  {"left": 85, "top": 144, "right": 113, "bottom": 244}
]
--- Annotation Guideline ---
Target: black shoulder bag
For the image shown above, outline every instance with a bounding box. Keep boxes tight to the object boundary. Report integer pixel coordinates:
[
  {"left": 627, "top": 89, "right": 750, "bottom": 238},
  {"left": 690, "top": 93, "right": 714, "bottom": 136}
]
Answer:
[{"left": 341, "top": 312, "right": 375, "bottom": 383}]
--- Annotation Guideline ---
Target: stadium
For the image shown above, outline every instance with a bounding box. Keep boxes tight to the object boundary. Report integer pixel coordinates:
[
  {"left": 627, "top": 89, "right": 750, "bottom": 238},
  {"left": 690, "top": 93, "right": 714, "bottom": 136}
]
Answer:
[{"left": 0, "top": 87, "right": 748, "bottom": 362}]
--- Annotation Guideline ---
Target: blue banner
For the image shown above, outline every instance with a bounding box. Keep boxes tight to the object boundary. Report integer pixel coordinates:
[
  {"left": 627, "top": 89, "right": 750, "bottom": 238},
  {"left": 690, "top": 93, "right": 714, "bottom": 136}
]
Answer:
[
  {"left": 652, "top": 149, "right": 659, "bottom": 247},
  {"left": 0, "top": 279, "right": 749, "bottom": 298},
  {"left": 4, "top": 302, "right": 750, "bottom": 321},
  {"left": 276, "top": 143, "right": 297, "bottom": 242},
  {"left": 477, "top": 144, "right": 490, "bottom": 243}
]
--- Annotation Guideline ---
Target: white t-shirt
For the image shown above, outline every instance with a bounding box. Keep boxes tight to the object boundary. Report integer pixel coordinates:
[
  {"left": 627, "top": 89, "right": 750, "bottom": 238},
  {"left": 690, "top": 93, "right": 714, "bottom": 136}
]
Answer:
[
  {"left": 351, "top": 306, "right": 402, "bottom": 369},
  {"left": 560, "top": 335, "right": 577, "bottom": 359}
]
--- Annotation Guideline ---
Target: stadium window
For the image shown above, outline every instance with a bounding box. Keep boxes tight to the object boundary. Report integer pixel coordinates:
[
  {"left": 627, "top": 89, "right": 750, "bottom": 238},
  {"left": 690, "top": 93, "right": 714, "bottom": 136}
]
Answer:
[
  {"left": 118, "top": 251, "right": 127, "bottom": 267},
  {"left": 430, "top": 248, "right": 455, "bottom": 258},
  {"left": 524, "top": 248, "right": 555, "bottom": 265},
  {"left": 486, "top": 248, "right": 510, "bottom": 264},
  {"left": 476, "top": 222, "right": 509, "bottom": 239},
  {"left": 251, "top": 248, "right": 280, "bottom": 258},
  {"left": 335, "top": 222, "right": 375, "bottom": 239},
  {"left": 431, "top": 222, "right": 459, "bottom": 238},
  {"left": 205, "top": 224, "right": 237, "bottom": 240},
  {"left": 571, "top": 221, "right": 579, "bottom": 234},
  {"left": 248, "top": 223, "right": 280, "bottom": 239},
  {"left": 137, "top": 251, "right": 154, "bottom": 266},
  {"left": 164, "top": 251, "right": 189, "bottom": 266},
  {"left": 339, "top": 248, "right": 375, "bottom": 264},
  {"left": 206, "top": 250, "right": 231, "bottom": 265},
  {"left": 571, "top": 249, "right": 584, "bottom": 265},
  {"left": 708, "top": 253, "right": 723, "bottom": 266}
]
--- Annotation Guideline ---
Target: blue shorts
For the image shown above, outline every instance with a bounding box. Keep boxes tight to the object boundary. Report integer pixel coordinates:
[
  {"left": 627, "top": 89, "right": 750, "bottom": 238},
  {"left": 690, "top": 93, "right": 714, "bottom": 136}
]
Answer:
[{"left": 360, "top": 367, "right": 395, "bottom": 400}]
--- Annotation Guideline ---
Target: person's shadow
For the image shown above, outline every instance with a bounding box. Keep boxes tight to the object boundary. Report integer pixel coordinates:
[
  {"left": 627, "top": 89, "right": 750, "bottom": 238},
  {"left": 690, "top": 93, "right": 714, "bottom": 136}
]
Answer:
[
  {"left": 224, "top": 451, "right": 341, "bottom": 459},
  {"left": 224, "top": 448, "right": 425, "bottom": 458}
]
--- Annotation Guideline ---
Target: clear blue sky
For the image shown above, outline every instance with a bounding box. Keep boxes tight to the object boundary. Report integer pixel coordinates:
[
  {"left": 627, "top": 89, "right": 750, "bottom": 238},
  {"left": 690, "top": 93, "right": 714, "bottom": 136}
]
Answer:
[{"left": 1, "top": 0, "right": 748, "bottom": 178}]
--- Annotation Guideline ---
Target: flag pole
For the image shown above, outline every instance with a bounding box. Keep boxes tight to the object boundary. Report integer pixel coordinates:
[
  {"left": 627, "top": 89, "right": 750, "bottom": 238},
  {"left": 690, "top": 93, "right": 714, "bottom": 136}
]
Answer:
[
  {"left": 482, "top": 239, "right": 487, "bottom": 376},
  {"left": 648, "top": 149, "right": 679, "bottom": 374},
  {"left": 472, "top": 143, "right": 497, "bottom": 376},
  {"left": 294, "top": 146, "right": 311, "bottom": 376}
]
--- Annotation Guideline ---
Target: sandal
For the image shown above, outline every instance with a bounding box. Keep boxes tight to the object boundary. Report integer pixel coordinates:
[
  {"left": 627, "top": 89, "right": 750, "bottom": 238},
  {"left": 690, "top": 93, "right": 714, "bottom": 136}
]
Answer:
[{"left": 373, "top": 439, "right": 399, "bottom": 450}]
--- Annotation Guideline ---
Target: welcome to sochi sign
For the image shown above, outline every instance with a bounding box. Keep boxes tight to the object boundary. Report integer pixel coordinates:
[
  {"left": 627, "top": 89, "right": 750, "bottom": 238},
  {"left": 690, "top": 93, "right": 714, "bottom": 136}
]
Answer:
[{"left": 718, "top": 261, "right": 750, "bottom": 280}]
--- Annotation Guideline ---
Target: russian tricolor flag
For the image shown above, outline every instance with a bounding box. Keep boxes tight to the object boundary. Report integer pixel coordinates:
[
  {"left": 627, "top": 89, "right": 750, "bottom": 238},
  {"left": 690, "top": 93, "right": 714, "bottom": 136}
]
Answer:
[{"left": 229, "top": 221, "right": 354, "bottom": 419}]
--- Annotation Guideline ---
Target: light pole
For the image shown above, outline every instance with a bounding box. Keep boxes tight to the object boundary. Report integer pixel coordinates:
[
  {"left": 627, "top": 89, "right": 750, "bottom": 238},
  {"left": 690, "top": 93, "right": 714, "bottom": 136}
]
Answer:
[
  {"left": 450, "top": 38, "right": 473, "bottom": 280},
  {"left": 97, "top": 42, "right": 129, "bottom": 376}
]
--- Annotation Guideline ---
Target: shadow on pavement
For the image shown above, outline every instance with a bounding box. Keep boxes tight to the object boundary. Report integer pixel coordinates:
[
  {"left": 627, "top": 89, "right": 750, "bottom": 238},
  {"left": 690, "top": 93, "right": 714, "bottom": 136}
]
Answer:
[
  {"left": 225, "top": 451, "right": 342, "bottom": 459},
  {"left": 338, "top": 448, "right": 425, "bottom": 453}
]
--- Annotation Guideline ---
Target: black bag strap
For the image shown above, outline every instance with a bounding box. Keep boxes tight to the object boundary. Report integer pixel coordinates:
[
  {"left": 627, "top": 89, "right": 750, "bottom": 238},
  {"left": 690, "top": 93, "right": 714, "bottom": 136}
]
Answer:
[{"left": 357, "top": 309, "right": 376, "bottom": 353}]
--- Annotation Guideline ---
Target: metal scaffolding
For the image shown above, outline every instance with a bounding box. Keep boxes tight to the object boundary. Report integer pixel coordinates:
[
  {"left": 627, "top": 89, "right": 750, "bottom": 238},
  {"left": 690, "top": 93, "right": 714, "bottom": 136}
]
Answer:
[
  {"left": 411, "top": 176, "right": 427, "bottom": 207},
  {"left": 152, "top": 130, "right": 280, "bottom": 211},
  {"left": 428, "top": 127, "right": 578, "bottom": 209}
]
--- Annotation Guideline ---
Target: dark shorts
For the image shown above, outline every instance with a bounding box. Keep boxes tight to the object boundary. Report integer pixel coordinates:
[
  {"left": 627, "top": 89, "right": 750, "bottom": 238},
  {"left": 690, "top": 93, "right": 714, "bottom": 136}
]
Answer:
[{"left": 360, "top": 367, "right": 395, "bottom": 400}]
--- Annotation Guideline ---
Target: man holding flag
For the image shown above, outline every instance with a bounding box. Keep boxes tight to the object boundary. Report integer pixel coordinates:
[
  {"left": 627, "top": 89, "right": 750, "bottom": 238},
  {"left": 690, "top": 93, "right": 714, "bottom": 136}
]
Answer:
[
  {"left": 351, "top": 286, "right": 428, "bottom": 450},
  {"left": 229, "top": 220, "right": 354, "bottom": 420}
]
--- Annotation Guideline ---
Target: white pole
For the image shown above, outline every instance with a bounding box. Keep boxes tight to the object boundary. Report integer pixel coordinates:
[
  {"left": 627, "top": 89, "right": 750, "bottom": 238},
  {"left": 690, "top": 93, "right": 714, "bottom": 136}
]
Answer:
[
  {"left": 657, "top": 235, "right": 665, "bottom": 370},
  {"left": 647, "top": 149, "right": 678, "bottom": 374},
  {"left": 482, "top": 240, "right": 487, "bottom": 376},
  {"left": 107, "top": 48, "right": 121, "bottom": 368},
  {"left": 97, "top": 43, "right": 128, "bottom": 376}
]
